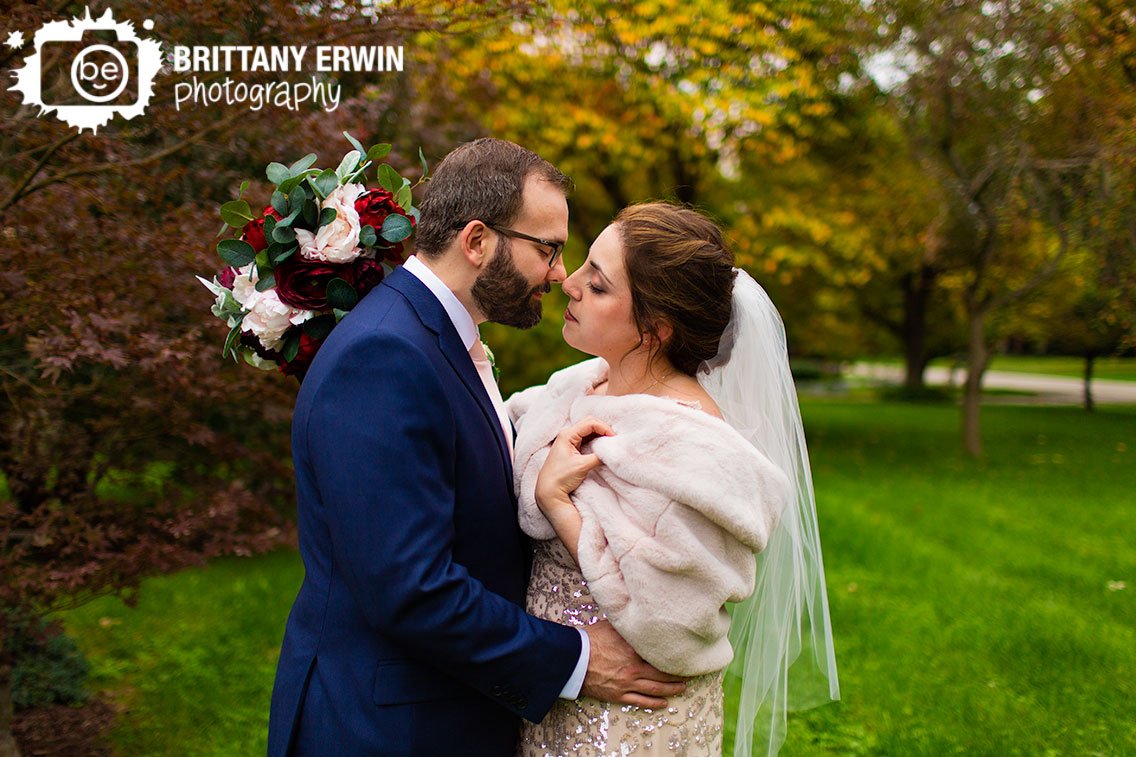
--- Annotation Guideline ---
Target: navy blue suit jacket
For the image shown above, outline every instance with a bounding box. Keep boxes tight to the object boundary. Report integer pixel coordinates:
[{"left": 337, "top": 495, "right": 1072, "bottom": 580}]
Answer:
[{"left": 267, "top": 266, "right": 581, "bottom": 756}]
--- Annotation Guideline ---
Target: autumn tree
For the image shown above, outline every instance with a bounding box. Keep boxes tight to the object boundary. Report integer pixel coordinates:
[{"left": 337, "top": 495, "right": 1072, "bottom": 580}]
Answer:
[
  {"left": 402, "top": 0, "right": 876, "bottom": 385},
  {"left": 0, "top": 2, "right": 530, "bottom": 753},
  {"left": 868, "top": 0, "right": 1135, "bottom": 455}
]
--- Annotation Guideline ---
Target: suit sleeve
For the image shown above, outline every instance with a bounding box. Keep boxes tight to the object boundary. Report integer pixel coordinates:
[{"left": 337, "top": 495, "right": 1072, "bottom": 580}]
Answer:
[{"left": 303, "top": 331, "right": 581, "bottom": 721}]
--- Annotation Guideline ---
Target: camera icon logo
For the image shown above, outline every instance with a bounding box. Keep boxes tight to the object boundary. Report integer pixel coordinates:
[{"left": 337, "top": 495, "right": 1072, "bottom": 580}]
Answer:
[{"left": 9, "top": 6, "right": 163, "bottom": 133}]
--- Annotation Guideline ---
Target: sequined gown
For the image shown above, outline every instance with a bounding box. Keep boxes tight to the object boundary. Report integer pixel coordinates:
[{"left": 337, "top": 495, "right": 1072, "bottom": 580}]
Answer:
[{"left": 518, "top": 538, "right": 725, "bottom": 756}]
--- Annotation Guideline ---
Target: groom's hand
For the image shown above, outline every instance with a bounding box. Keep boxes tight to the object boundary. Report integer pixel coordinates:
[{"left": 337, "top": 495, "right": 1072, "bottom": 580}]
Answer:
[{"left": 581, "top": 621, "right": 686, "bottom": 708}]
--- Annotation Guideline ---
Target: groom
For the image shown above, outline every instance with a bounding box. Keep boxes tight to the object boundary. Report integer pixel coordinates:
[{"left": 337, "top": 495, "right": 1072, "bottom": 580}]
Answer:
[{"left": 268, "top": 138, "right": 683, "bottom": 755}]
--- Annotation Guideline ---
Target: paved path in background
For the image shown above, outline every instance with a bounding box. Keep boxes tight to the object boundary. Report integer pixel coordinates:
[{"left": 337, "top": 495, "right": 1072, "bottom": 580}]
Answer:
[{"left": 850, "top": 363, "right": 1136, "bottom": 405}]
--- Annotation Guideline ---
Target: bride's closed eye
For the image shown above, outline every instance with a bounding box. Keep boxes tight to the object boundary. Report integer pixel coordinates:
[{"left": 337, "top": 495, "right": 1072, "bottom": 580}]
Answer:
[{"left": 586, "top": 282, "right": 604, "bottom": 294}]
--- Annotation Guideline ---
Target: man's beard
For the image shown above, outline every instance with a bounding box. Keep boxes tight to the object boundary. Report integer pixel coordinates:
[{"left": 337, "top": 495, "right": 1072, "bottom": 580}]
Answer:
[{"left": 471, "top": 238, "right": 549, "bottom": 329}]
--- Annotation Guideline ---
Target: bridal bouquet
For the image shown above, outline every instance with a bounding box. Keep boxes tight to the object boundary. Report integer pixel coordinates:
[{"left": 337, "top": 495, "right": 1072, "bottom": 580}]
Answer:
[{"left": 198, "top": 133, "right": 424, "bottom": 377}]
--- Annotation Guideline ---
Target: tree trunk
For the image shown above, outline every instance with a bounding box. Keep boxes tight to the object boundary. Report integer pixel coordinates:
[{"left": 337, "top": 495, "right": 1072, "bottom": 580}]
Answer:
[
  {"left": 901, "top": 267, "right": 936, "bottom": 392},
  {"left": 962, "top": 308, "right": 988, "bottom": 458},
  {"left": 1083, "top": 353, "right": 1096, "bottom": 412}
]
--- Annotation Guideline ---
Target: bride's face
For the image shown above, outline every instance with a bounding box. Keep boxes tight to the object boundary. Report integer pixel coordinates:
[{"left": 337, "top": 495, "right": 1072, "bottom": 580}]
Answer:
[{"left": 561, "top": 223, "right": 643, "bottom": 359}]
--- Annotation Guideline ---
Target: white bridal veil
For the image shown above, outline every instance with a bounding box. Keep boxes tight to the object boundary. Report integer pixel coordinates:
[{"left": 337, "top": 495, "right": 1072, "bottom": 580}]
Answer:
[{"left": 697, "top": 269, "right": 840, "bottom": 756}]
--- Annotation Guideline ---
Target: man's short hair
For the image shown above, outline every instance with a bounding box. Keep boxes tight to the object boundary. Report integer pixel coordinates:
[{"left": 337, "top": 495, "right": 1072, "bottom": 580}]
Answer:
[{"left": 414, "top": 138, "right": 572, "bottom": 258}]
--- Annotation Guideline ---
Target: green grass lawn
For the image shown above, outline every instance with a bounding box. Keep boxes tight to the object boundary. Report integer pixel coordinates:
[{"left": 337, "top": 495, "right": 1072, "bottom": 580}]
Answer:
[
  {"left": 982, "top": 355, "right": 1136, "bottom": 381},
  {"left": 60, "top": 400, "right": 1136, "bottom": 755},
  {"left": 869, "top": 355, "right": 1136, "bottom": 382}
]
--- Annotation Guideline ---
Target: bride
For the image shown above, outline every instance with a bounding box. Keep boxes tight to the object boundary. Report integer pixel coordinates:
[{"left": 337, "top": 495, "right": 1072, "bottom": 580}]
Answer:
[{"left": 507, "top": 202, "right": 840, "bottom": 756}]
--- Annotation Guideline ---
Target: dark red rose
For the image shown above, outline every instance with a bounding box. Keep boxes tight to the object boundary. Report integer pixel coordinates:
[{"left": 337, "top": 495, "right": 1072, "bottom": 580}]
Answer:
[
  {"left": 382, "top": 243, "right": 408, "bottom": 266},
  {"left": 280, "top": 332, "right": 322, "bottom": 377},
  {"left": 274, "top": 256, "right": 351, "bottom": 311},
  {"left": 217, "top": 266, "right": 238, "bottom": 289},
  {"left": 241, "top": 205, "right": 284, "bottom": 253},
  {"left": 350, "top": 256, "right": 386, "bottom": 297},
  {"left": 354, "top": 188, "right": 402, "bottom": 231}
]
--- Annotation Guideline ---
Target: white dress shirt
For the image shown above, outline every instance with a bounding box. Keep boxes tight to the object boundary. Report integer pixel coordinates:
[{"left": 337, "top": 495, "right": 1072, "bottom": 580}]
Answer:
[{"left": 402, "top": 254, "right": 589, "bottom": 700}]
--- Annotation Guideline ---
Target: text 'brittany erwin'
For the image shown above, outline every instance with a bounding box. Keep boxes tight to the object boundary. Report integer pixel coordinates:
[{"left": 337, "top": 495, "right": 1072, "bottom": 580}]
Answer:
[{"left": 168, "top": 45, "right": 405, "bottom": 73}]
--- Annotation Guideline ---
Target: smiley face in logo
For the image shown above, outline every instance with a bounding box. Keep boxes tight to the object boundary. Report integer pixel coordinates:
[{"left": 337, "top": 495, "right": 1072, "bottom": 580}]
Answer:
[{"left": 70, "top": 43, "right": 130, "bottom": 103}]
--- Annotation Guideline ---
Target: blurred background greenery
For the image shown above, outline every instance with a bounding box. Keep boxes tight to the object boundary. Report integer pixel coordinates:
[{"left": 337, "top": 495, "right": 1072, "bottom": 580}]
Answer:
[{"left": 2, "top": 0, "right": 1133, "bottom": 754}]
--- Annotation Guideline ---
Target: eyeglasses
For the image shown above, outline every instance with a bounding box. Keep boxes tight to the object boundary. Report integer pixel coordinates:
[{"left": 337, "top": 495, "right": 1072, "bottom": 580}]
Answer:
[{"left": 451, "top": 221, "right": 564, "bottom": 269}]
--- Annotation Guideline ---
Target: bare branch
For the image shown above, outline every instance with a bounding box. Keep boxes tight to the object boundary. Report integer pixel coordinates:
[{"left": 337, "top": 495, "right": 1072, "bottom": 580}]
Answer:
[
  {"left": 0, "top": 131, "right": 81, "bottom": 215},
  {"left": 1, "top": 110, "right": 245, "bottom": 214}
]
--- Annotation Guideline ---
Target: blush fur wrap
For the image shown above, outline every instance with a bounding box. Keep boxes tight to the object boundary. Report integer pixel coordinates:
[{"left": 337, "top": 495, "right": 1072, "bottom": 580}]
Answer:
[{"left": 506, "top": 358, "right": 793, "bottom": 676}]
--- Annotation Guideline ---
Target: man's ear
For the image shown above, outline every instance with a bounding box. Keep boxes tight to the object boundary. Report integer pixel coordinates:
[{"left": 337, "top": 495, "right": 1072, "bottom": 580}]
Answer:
[{"left": 456, "top": 221, "right": 490, "bottom": 268}]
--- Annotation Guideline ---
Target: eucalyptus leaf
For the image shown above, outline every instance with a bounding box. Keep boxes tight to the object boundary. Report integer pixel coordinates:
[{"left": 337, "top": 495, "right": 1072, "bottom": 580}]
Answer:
[
  {"left": 395, "top": 185, "right": 412, "bottom": 212},
  {"left": 263, "top": 215, "right": 277, "bottom": 240},
  {"left": 238, "top": 179, "right": 250, "bottom": 199},
  {"left": 335, "top": 150, "right": 361, "bottom": 180},
  {"left": 282, "top": 331, "right": 301, "bottom": 362},
  {"left": 319, "top": 207, "right": 338, "bottom": 227},
  {"left": 220, "top": 200, "right": 255, "bottom": 228},
  {"left": 326, "top": 278, "right": 358, "bottom": 311},
  {"left": 275, "top": 207, "right": 301, "bottom": 229},
  {"left": 344, "top": 160, "right": 372, "bottom": 185},
  {"left": 255, "top": 251, "right": 269, "bottom": 275},
  {"left": 303, "top": 198, "right": 319, "bottom": 227},
  {"left": 288, "top": 186, "right": 306, "bottom": 215},
  {"left": 368, "top": 143, "right": 392, "bottom": 161},
  {"left": 333, "top": 308, "right": 350, "bottom": 322},
  {"left": 418, "top": 146, "right": 429, "bottom": 181},
  {"left": 408, "top": 207, "right": 421, "bottom": 222},
  {"left": 215, "top": 221, "right": 228, "bottom": 239},
  {"left": 380, "top": 213, "right": 413, "bottom": 243},
  {"left": 343, "top": 132, "right": 366, "bottom": 156},
  {"left": 255, "top": 272, "right": 276, "bottom": 292},
  {"left": 271, "top": 190, "right": 288, "bottom": 216},
  {"left": 266, "top": 162, "right": 290, "bottom": 185},
  {"left": 271, "top": 243, "right": 298, "bottom": 266},
  {"left": 272, "top": 225, "right": 296, "bottom": 244},
  {"left": 277, "top": 175, "right": 302, "bottom": 195},
  {"left": 312, "top": 169, "right": 339, "bottom": 198},
  {"left": 290, "top": 153, "right": 318, "bottom": 174},
  {"left": 223, "top": 321, "right": 243, "bottom": 360},
  {"left": 265, "top": 240, "right": 289, "bottom": 265},
  {"left": 303, "top": 314, "right": 337, "bottom": 341},
  {"left": 377, "top": 164, "right": 400, "bottom": 192},
  {"left": 359, "top": 225, "right": 377, "bottom": 247},
  {"left": 217, "top": 239, "right": 256, "bottom": 267}
]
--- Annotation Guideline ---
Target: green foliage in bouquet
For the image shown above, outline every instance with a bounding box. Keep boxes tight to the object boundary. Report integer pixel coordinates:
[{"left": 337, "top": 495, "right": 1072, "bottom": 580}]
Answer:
[{"left": 200, "top": 134, "right": 427, "bottom": 377}]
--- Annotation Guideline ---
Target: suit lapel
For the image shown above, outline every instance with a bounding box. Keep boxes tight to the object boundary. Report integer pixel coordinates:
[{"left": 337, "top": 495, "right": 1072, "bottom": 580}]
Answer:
[{"left": 381, "top": 267, "right": 513, "bottom": 477}]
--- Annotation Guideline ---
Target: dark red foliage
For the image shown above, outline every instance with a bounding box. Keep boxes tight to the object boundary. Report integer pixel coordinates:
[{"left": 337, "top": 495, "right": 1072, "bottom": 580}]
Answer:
[{"left": 12, "top": 695, "right": 116, "bottom": 756}]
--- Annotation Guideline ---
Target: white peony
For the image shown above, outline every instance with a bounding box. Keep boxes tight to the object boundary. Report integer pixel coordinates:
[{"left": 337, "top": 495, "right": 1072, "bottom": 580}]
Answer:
[
  {"left": 230, "top": 263, "right": 313, "bottom": 351},
  {"left": 296, "top": 182, "right": 365, "bottom": 264},
  {"left": 230, "top": 263, "right": 260, "bottom": 307},
  {"left": 243, "top": 289, "right": 314, "bottom": 351}
]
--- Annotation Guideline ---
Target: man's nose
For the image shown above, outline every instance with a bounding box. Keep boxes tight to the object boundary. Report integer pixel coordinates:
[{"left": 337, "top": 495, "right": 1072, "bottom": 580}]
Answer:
[{"left": 547, "top": 256, "right": 568, "bottom": 284}]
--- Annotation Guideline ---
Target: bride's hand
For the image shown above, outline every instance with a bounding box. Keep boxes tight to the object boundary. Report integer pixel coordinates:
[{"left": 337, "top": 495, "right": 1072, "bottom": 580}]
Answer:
[{"left": 535, "top": 417, "right": 614, "bottom": 518}]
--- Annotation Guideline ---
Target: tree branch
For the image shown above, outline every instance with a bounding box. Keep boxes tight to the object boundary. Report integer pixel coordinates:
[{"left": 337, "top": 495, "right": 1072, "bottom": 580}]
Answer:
[
  {"left": 0, "top": 131, "right": 81, "bottom": 216},
  {"left": 0, "top": 110, "right": 245, "bottom": 214}
]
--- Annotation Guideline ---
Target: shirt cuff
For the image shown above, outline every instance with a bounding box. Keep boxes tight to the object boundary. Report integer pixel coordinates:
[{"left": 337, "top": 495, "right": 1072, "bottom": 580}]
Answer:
[{"left": 558, "top": 628, "right": 590, "bottom": 699}]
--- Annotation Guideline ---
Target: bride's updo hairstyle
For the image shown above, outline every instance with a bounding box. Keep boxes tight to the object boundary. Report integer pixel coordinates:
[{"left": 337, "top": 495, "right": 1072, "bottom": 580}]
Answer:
[{"left": 614, "top": 202, "right": 738, "bottom": 376}]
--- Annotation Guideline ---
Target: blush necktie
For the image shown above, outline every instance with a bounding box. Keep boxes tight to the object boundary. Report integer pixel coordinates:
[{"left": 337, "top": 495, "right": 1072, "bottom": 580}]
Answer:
[{"left": 468, "top": 339, "right": 513, "bottom": 458}]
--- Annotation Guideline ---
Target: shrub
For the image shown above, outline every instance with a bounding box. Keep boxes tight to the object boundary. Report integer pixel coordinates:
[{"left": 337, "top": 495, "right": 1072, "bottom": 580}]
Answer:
[{"left": 5, "top": 614, "right": 88, "bottom": 710}]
